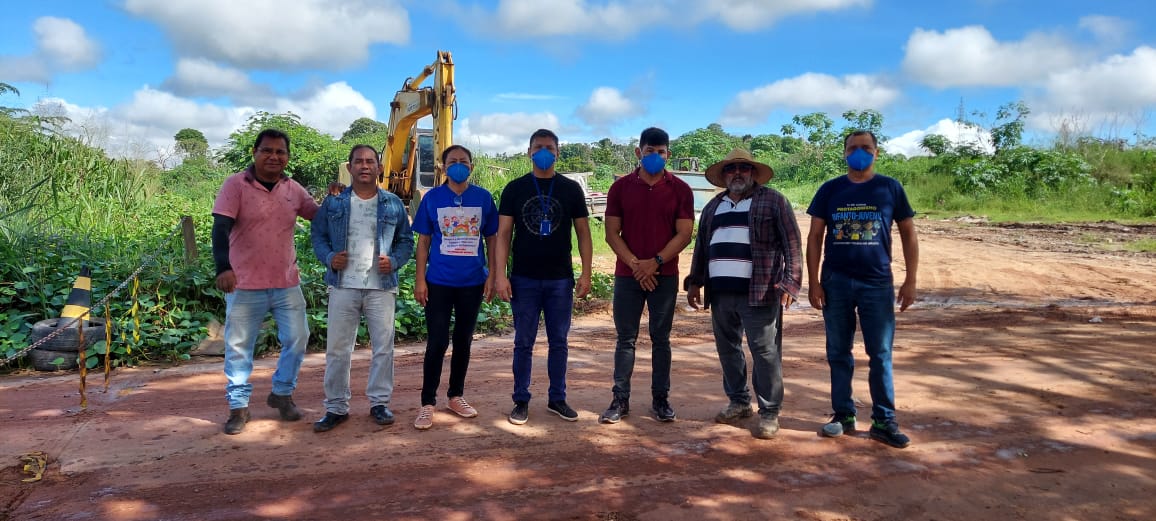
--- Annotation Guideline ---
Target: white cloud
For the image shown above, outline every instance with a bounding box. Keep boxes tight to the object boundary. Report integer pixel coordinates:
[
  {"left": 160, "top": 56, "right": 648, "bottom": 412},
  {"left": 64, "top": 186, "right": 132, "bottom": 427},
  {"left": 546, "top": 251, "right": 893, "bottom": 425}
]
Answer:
[
  {"left": 161, "top": 58, "right": 272, "bottom": 101},
  {"left": 457, "top": 112, "right": 562, "bottom": 155},
  {"left": 884, "top": 119, "right": 991, "bottom": 157},
  {"left": 720, "top": 73, "right": 900, "bottom": 126},
  {"left": 122, "top": 0, "right": 409, "bottom": 69},
  {"left": 903, "top": 26, "right": 1083, "bottom": 88},
  {"left": 691, "top": 0, "right": 870, "bottom": 32},
  {"left": 0, "top": 16, "right": 100, "bottom": 82},
  {"left": 273, "top": 82, "right": 377, "bottom": 138},
  {"left": 575, "top": 87, "right": 644, "bottom": 128},
  {"left": 1026, "top": 46, "right": 1156, "bottom": 135},
  {"left": 1078, "top": 15, "right": 1131, "bottom": 46}
]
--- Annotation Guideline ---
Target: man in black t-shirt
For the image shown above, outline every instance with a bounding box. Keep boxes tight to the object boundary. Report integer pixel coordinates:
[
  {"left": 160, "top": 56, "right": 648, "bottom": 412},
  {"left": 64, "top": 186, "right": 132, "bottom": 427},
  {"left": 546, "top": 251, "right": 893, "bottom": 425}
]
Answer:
[{"left": 493, "top": 129, "right": 594, "bottom": 426}]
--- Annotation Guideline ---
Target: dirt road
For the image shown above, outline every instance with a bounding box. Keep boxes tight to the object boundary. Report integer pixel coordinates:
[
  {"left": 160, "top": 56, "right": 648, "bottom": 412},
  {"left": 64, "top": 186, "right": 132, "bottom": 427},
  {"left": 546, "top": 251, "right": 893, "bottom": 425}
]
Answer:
[{"left": 3, "top": 216, "right": 1155, "bottom": 520}]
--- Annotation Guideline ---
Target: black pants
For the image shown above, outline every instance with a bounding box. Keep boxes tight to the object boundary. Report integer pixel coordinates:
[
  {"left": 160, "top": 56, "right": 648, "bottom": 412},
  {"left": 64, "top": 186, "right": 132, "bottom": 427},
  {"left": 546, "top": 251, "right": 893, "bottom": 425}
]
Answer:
[{"left": 420, "top": 281, "right": 485, "bottom": 406}]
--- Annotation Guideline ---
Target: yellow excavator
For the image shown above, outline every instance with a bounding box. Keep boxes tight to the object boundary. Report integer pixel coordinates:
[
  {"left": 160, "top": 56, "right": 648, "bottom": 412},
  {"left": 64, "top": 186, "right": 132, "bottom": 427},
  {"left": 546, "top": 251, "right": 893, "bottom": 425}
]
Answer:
[{"left": 339, "top": 50, "right": 456, "bottom": 214}]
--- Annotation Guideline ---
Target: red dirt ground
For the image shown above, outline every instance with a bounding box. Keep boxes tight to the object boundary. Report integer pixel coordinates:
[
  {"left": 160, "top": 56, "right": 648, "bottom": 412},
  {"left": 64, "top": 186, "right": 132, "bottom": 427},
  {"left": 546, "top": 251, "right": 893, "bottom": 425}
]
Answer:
[{"left": 3, "top": 215, "right": 1155, "bottom": 520}]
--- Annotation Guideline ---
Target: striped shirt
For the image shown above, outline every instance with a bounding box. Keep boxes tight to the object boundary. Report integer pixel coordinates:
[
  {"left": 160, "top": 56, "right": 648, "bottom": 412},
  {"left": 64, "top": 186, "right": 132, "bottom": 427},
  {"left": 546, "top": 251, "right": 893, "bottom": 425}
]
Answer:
[{"left": 707, "top": 198, "right": 753, "bottom": 294}]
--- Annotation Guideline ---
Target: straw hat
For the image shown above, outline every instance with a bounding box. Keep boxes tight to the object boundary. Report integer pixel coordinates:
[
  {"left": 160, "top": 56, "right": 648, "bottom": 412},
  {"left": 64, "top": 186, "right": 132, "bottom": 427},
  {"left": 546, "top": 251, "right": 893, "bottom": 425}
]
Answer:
[{"left": 704, "top": 148, "right": 774, "bottom": 188}]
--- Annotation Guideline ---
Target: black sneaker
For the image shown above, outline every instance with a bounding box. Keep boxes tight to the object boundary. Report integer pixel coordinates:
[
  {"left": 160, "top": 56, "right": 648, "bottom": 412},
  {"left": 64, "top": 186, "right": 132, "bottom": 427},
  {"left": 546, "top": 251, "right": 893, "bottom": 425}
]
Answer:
[
  {"left": 821, "top": 413, "right": 857, "bottom": 437},
  {"left": 266, "top": 392, "right": 302, "bottom": 421},
  {"left": 224, "top": 407, "right": 250, "bottom": 435},
  {"left": 370, "top": 405, "right": 395, "bottom": 426},
  {"left": 313, "top": 412, "right": 349, "bottom": 432},
  {"left": 508, "top": 401, "right": 529, "bottom": 425},
  {"left": 869, "top": 420, "right": 911, "bottom": 448},
  {"left": 547, "top": 400, "right": 579, "bottom": 422},
  {"left": 599, "top": 397, "right": 629, "bottom": 424},
  {"left": 651, "top": 398, "right": 676, "bottom": 422}
]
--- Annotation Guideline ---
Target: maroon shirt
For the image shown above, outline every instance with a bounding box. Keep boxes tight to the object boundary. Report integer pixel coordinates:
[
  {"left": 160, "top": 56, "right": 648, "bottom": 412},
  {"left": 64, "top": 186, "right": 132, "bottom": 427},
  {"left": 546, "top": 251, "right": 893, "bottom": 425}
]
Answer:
[{"left": 605, "top": 168, "right": 694, "bottom": 277}]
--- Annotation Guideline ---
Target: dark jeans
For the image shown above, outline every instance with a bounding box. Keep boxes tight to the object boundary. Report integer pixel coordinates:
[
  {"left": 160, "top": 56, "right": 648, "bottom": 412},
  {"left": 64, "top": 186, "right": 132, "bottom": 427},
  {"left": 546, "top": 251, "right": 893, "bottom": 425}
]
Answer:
[
  {"left": 421, "top": 281, "right": 485, "bottom": 406},
  {"left": 611, "top": 275, "right": 677, "bottom": 400},
  {"left": 511, "top": 276, "right": 573, "bottom": 403},
  {"left": 821, "top": 270, "right": 898, "bottom": 423},
  {"left": 710, "top": 291, "right": 784, "bottom": 417}
]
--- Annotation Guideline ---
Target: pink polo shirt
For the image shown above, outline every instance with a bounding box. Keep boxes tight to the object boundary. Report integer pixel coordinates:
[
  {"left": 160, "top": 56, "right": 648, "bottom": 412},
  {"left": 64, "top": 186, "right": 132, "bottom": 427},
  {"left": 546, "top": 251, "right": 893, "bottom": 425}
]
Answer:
[{"left": 211, "top": 170, "right": 319, "bottom": 290}]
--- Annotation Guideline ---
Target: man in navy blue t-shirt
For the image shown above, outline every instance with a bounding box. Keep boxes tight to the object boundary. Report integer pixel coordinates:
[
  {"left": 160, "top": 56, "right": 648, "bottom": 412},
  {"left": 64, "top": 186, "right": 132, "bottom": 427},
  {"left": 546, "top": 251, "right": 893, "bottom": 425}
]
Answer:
[{"left": 806, "top": 130, "right": 920, "bottom": 449}]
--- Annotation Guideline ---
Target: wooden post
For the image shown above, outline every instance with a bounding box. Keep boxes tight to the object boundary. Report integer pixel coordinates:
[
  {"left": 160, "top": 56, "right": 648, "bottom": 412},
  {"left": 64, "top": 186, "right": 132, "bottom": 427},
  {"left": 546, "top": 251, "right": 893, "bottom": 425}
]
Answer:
[{"left": 181, "top": 216, "right": 197, "bottom": 263}]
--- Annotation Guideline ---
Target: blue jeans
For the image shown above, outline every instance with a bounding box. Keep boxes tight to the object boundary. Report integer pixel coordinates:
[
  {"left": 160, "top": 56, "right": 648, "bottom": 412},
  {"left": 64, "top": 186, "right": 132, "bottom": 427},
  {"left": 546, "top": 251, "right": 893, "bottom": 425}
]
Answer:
[
  {"left": 323, "top": 287, "right": 396, "bottom": 415},
  {"left": 223, "top": 286, "right": 310, "bottom": 409},
  {"left": 611, "top": 275, "right": 677, "bottom": 400},
  {"left": 821, "top": 270, "right": 897, "bottom": 423},
  {"left": 510, "top": 275, "right": 572, "bottom": 404},
  {"left": 710, "top": 291, "right": 783, "bottom": 417}
]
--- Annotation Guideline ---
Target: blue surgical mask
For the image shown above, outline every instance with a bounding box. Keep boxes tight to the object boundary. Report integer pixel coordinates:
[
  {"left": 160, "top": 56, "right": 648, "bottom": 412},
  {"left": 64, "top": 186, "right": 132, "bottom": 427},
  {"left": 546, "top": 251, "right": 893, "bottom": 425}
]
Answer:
[
  {"left": 846, "top": 148, "right": 875, "bottom": 171},
  {"left": 531, "top": 148, "right": 556, "bottom": 171},
  {"left": 640, "top": 153, "right": 666, "bottom": 174},
  {"left": 446, "top": 163, "right": 470, "bottom": 183}
]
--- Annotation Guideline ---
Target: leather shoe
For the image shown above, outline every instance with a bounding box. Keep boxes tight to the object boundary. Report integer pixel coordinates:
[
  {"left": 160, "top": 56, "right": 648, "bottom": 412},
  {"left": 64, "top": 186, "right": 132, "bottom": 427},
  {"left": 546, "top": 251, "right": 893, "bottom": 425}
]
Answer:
[
  {"left": 224, "top": 407, "right": 250, "bottom": 435},
  {"left": 313, "top": 412, "right": 349, "bottom": 432},
  {"left": 370, "top": 405, "right": 395, "bottom": 426},
  {"left": 267, "top": 392, "right": 302, "bottom": 421}
]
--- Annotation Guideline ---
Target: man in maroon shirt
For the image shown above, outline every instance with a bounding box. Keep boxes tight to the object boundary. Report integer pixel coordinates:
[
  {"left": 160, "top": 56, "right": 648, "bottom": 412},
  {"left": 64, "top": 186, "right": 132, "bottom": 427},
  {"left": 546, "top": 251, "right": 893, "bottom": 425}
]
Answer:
[{"left": 599, "top": 127, "right": 694, "bottom": 424}]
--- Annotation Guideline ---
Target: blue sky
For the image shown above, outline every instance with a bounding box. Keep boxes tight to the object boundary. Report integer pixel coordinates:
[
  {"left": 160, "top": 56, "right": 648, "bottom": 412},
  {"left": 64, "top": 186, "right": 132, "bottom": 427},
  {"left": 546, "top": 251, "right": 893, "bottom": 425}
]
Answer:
[{"left": 2, "top": 0, "right": 1155, "bottom": 161}]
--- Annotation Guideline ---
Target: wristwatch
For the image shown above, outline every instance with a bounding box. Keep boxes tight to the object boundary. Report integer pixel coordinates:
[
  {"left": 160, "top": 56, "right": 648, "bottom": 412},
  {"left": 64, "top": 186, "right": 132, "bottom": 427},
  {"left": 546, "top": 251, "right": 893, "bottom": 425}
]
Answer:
[{"left": 654, "top": 255, "right": 664, "bottom": 267}]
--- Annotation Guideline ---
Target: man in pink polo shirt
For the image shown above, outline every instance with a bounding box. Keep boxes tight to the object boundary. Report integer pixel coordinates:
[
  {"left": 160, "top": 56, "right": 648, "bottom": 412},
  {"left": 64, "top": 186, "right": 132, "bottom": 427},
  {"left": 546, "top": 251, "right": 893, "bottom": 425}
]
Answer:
[
  {"left": 599, "top": 127, "right": 694, "bottom": 424},
  {"left": 211, "top": 128, "right": 320, "bottom": 435}
]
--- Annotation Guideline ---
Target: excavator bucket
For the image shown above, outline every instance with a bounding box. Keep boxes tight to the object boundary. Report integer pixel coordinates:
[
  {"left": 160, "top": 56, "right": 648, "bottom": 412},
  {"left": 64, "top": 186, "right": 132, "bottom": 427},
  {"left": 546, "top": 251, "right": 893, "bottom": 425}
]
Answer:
[{"left": 59, "top": 265, "right": 92, "bottom": 324}]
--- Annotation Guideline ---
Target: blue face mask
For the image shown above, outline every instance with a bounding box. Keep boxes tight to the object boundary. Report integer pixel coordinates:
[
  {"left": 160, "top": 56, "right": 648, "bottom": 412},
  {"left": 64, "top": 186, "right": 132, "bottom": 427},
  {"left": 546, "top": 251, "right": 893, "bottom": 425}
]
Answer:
[
  {"left": 446, "top": 163, "right": 470, "bottom": 183},
  {"left": 640, "top": 153, "right": 666, "bottom": 174},
  {"left": 846, "top": 148, "right": 875, "bottom": 171},
  {"left": 531, "top": 148, "right": 556, "bottom": 171}
]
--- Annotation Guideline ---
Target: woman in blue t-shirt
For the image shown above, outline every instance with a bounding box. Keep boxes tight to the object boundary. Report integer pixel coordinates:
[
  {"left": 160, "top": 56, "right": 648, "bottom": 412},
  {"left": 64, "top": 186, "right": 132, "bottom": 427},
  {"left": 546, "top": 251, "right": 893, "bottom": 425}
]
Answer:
[{"left": 410, "top": 145, "right": 500, "bottom": 430}]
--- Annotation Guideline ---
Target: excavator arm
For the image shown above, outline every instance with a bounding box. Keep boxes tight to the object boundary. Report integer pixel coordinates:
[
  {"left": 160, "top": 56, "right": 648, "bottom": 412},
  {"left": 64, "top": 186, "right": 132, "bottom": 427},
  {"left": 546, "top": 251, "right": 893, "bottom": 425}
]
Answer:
[{"left": 381, "top": 50, "right": 456, "bottom": 208}]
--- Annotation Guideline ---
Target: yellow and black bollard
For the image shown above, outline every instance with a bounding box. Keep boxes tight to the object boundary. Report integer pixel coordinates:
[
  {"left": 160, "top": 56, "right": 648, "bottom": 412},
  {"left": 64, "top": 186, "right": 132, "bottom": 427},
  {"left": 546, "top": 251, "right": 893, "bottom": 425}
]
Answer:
[{"left": 60, "top": 265, "right": 93, "bottom": 324}]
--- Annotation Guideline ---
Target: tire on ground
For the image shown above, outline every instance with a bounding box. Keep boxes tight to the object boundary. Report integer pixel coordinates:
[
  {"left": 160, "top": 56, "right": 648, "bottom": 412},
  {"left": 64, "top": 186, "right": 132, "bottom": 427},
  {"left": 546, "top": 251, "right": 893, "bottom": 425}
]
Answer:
[
  {"left": 29, "top": 318, "right": 107, "bottom": 353},
  {"left": 27, "top": 348, "right": 79, "bottom": 371}
]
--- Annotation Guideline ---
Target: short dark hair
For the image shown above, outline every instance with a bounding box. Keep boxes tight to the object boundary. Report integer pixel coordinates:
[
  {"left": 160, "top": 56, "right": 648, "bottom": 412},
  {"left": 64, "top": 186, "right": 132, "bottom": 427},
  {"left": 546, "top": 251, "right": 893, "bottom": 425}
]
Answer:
[
  {"left": 639, "top": 127, "right": 669, "bottom": 148},
  {"left": 253, "top": 128, "right": 291, "bottom": 154},
  {"left": 843, "top": 130, "right": 878, "bottom": 149},
  {"left": 347, "top": 144, "right": 379, "bottom": 164},
  {"left": 528, "top": 128, "right": 559, "bottom": 148},
  {"left": 441, "top": 144, "right": 473, "bottom": 163}
]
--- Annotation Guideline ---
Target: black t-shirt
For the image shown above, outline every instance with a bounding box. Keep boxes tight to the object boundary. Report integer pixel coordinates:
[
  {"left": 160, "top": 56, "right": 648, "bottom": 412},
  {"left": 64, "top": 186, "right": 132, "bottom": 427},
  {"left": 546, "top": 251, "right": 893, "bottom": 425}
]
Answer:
[{"left": 498, "top": 173, "right": 589, "bottom": 279}]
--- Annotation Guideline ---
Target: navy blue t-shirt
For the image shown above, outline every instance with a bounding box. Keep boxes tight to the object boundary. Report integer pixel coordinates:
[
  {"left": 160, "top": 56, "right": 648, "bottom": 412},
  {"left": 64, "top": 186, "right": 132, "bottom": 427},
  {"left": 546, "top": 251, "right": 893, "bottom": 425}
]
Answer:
[
  {"left": 806, "top": 174, "right": 914, "bottom": 283},
  {"left": 412, "top": 184, "right": 499, "bottom": 287}
]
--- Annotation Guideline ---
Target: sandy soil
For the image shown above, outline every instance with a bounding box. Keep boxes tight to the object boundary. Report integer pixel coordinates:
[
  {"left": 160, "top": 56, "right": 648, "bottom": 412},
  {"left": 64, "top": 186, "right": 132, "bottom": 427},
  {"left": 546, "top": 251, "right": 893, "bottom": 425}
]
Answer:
[{"left": 2, "top": 215, "right": 1155, "bottom": 521}]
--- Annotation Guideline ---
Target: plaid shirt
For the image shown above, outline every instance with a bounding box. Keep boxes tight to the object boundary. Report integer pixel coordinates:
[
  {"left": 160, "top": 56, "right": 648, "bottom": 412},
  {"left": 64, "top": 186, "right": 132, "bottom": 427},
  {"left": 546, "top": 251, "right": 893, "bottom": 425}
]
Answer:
[{"left": 684, "top": 186, "right": 802, "bottom": 309}]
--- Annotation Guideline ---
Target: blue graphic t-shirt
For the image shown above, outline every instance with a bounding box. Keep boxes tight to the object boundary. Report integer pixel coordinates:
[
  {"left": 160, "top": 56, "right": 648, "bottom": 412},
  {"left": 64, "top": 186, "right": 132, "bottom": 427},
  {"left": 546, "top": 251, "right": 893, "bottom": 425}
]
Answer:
[
  {"left": 412, "top": 184, "right": 499, "bottom": 287},
  {"left": 806, "top": 174, "right": 914, "bottom": 283}
]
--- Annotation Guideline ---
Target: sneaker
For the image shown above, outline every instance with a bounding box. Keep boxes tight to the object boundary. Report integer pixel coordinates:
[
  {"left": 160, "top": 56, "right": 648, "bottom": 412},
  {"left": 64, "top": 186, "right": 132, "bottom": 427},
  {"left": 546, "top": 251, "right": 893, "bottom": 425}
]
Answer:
[
  {"left": 508, "top": 402, "right": 529, "bottom": 425},
  {"left": 370, "top": 405, "right": 395, "bottom": 426},
  {"left": 313, "top": 412, "right": 349, "bottom": 432},
  {"left": 547, "top": 400, "right": 579, "bottom": 421},
  {"left": 224, "top": 407, "right": 250, "bottom": 435},
  {"left": 651, "top": 398, "right": 676, "bottom": 422},
  {"left": 599, "top": 397, "right": 629, "bottom": 424},
  {"left": 820, "top": 413, "right": 857, "bottom": 437},
  {"left": 715, "top": 402, "right": 754, "bottom": 424},
  {"left": 413, "top": 405, "right": 435, "bottom": 430},
  {"left": 447, "top": 396, "right": 478, "bottom": 418},
  {"left": 869, "top": 420, "right": 911, "bottom": 449},
  {"left": 266, "top": 392, "right": 301, "bottom": 421},
  {"left": 752, "top": 415, "right": 780, "bottom": 439}
]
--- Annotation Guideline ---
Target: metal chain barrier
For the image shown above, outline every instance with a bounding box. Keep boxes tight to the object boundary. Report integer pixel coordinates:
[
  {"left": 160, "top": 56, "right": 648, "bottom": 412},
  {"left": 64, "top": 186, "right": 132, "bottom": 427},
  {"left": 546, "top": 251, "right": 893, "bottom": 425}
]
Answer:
[{"left": 0, "top": 217, "right": 191, "bottom": 367}]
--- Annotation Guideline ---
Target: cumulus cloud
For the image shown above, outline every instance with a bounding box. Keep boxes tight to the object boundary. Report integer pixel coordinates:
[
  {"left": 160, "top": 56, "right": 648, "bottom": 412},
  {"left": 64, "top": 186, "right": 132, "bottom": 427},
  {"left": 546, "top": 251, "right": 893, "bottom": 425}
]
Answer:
[
  {"left": 691, "top": 0, "right": 870, "bottom": 32},
  {"left": 903, "top": 26, "right": 1083, "bottom": 88},
  {"left": 457, "top": 112, "right": 562, "bottom": 155},
  {"left": 575, "top": 87, "right": 645, "bottom": 128},
  {"left": 884, "top": 119, "right": 991, "bottom": 157},
  {"left": 122, "top": 0, "right": 409, "bottom": 69},
  {"left": 273, "top": 82, "right": 377, "bottom": 138},
  {"left": 0, "top": 16, "right": 101, "bottom": 82},
  {"left": 1078, "top": 15, "right": 1131, "bottom": 47},
  {"left": 1026, "top": 46, "right": 1156, "bottom": 134},
  {"left": 161, "top": 58, "right": 273, "bottom": 101},
  {"left": 720, "top": 73, "right": 900, "bottom": 126}
]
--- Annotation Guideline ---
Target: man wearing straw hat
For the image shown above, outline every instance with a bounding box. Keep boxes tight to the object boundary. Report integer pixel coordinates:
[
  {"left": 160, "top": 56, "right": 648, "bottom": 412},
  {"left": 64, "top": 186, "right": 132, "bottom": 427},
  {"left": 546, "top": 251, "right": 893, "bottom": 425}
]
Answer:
[{"left": 685, "top": 148, "right": 802, "bottom": 439}]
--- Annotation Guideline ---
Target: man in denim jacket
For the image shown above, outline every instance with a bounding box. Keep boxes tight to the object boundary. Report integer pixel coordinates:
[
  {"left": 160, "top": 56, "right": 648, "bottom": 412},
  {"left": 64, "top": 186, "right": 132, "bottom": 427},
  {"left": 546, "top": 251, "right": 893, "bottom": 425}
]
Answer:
[{"left": 310, "top": 144, "right": 414, "bottom": 432}]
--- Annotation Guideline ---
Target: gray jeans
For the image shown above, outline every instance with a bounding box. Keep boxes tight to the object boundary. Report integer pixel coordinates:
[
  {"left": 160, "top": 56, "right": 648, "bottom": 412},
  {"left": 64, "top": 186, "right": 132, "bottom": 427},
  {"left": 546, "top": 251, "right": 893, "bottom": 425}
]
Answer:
[
  {"left": 323, "top": 287, "right": 397, "bottom": 414},
  {"left": 710, "top": 292, "right": 784, "bottom": 417}
]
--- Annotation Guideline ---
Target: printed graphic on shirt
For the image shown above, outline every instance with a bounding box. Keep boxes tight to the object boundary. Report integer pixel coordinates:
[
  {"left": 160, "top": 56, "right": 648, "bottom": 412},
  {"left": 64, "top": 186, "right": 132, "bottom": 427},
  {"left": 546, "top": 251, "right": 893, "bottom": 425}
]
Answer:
[
  {"left": 437, "top": 205, "right": 483, "bottom": 256},
  {"left": 343, "top": 195, "right": 382, "bottom": 289},
  {"left": 830, "top": 204, "right": 884, "bottom": 245},
  {"left": 519, "top": 195, "right": 563, "bottom": 237}
]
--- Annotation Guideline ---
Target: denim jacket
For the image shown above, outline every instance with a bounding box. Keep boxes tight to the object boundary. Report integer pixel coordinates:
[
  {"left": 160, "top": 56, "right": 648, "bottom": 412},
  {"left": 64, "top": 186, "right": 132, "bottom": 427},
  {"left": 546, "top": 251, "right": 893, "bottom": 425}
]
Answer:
[{"left": 311, "top": 187, "right": 414, "bottom": 290}]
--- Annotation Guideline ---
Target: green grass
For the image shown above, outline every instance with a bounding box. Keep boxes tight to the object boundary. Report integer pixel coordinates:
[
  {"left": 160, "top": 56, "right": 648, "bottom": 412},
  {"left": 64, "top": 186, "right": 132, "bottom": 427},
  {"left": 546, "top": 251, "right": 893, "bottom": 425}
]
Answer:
[{"left": 1125, "top": 238, "right": 1156, "bottom": 253}]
